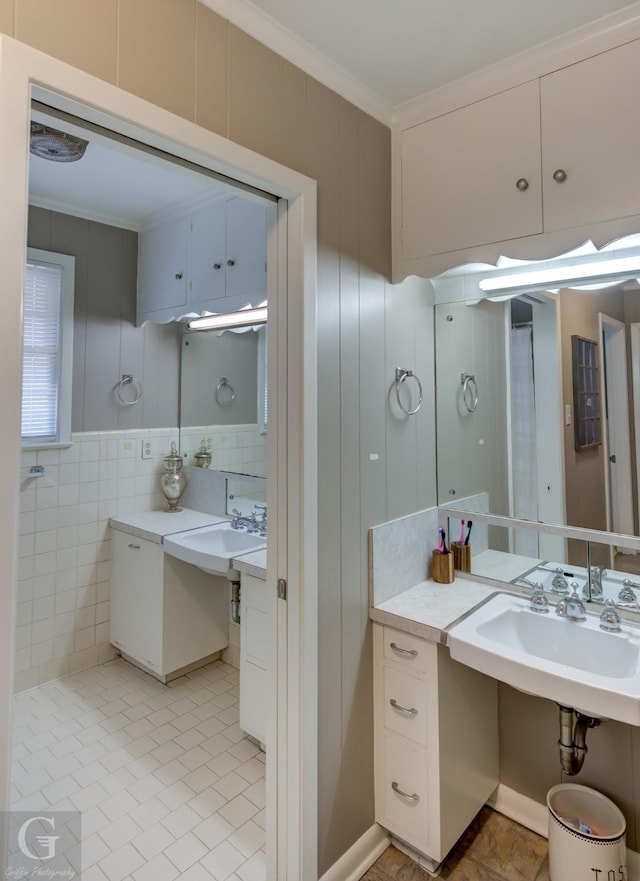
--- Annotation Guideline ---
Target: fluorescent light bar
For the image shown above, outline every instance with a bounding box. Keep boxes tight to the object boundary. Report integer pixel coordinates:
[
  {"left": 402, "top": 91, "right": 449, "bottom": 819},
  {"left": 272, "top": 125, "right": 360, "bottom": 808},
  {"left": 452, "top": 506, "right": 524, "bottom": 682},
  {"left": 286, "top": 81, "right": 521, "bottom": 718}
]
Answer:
[
  {"left": 479, "top": 255, "right": 640, "bottom": 296},
  {"left": 186, "top": 307, "right": 268, "bottom": 331}
]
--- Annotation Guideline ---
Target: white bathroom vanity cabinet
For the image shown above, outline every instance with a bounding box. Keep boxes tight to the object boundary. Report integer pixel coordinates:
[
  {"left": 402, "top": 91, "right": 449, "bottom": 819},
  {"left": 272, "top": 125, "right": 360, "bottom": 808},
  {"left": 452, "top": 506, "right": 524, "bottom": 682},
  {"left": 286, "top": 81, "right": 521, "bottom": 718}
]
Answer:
[
  {"left": 373, "top": 622, "right": 499, "bottom": 869},
  {"left": 110, "top": 514, "right": 230, "bottom": 682}
]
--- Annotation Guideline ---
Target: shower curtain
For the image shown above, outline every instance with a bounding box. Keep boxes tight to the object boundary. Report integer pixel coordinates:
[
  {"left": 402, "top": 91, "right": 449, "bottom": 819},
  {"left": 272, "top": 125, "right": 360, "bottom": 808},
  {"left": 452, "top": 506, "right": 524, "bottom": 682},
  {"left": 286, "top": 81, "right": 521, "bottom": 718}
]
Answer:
[{"left": 511, "top": 324, "right": 539, "bottom": 557}]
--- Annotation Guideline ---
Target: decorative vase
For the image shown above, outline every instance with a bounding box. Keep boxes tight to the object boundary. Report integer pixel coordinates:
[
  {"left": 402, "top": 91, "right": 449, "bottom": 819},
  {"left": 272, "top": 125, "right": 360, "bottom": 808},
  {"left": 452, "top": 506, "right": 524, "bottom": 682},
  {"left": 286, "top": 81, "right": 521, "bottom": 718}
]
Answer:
[{"left": 160, "top": 442, "right": 186, "bottom": 512}]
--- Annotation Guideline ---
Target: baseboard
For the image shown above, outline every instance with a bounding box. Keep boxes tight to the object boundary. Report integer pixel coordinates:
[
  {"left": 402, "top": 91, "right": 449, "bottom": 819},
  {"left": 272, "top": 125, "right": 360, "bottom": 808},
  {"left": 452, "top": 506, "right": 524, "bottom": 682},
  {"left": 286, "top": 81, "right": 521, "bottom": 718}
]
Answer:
[
  {"left": 490, "top": 784, "right": 640, "bottom": 880},
  {"left": 318, "top": 824, "right": 390, "bottom": 881}
]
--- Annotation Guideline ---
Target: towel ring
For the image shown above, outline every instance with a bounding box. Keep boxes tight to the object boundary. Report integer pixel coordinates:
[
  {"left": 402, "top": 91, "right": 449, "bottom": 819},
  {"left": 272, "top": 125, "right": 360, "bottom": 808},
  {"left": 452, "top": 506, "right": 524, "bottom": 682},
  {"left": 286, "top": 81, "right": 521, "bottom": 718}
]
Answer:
[
  {"left": 395, "top": 367, "right": 423, "bottom": 416},
  {"left": 114, "top": 374, "right": 143, "bottom": 406},
  {"left": 215, "top": 377, "right": 236, "bottom": 407},
  {"left": 461, "top": 373, "right": 478, "bottom": 413}
]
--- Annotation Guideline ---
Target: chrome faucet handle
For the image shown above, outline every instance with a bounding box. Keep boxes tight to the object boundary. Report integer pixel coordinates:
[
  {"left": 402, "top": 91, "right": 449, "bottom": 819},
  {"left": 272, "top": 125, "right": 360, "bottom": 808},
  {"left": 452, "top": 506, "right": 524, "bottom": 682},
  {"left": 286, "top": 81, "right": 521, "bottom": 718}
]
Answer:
[
  {"left": 623, "top": 578, "right": 640, "bottom": 591},
  {"left": 551, "top": 571, "right": 569, "bottom": 595},
  {"left": 529, "top": 583, "right": 549, "bottom": 614},
  {"left": 619, "top": 584, "right": 638, "bottom": 604},
  {"left": 600, "top": 599, "right": 622, "bottom": 633}
]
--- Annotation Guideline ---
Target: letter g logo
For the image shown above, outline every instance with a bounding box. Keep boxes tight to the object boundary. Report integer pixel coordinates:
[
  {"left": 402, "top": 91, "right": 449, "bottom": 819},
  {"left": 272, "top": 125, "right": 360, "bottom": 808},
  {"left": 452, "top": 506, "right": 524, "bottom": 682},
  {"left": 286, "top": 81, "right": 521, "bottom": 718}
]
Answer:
[{"left": 17, "top": 815, "right": 59, "bottom": 860}]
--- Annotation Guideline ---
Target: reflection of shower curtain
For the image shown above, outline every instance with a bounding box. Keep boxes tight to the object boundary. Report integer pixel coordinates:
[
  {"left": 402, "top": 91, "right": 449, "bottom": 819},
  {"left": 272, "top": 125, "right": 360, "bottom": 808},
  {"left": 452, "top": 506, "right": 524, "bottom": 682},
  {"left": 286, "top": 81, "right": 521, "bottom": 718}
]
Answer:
[{"left": 511, "top": 325, "right": 539, "bottom": 557}]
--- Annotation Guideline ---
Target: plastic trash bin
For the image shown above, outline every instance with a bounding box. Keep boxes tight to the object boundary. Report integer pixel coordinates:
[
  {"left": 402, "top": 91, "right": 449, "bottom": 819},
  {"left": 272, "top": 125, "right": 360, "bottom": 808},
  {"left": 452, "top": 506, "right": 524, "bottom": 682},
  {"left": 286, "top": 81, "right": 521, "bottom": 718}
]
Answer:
[{"left": 547, "top": 783, "right": 626, "bottom": 881}]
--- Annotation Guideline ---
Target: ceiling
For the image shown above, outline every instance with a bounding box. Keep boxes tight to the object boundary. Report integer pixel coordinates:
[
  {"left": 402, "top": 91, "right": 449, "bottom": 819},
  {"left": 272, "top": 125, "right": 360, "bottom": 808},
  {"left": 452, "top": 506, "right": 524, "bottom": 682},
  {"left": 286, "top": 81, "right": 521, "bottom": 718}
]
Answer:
[
  {"left": 29, "top": 109, "right": 234, "bottom": 229},
  {"left": 203, "top": 0, "right": 639, "bottom": 113}
]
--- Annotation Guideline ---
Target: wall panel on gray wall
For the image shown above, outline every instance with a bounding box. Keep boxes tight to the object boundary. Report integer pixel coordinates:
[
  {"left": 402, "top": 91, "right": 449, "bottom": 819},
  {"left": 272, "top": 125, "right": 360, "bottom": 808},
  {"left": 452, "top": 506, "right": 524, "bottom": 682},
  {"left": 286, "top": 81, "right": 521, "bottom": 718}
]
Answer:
[{"left": 27, "top": 206, "right": 180, "bottom": 432}]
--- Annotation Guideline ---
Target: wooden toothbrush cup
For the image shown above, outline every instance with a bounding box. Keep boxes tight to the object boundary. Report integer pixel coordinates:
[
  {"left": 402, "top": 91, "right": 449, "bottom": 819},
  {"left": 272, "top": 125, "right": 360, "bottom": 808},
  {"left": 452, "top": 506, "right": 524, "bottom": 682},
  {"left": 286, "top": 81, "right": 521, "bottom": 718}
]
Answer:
[
  {"left": 432, "top": 550, "right": 454, "bottom": 584},
  {"left": 453, "top": 542, "right": 471, "bottom": 573}
]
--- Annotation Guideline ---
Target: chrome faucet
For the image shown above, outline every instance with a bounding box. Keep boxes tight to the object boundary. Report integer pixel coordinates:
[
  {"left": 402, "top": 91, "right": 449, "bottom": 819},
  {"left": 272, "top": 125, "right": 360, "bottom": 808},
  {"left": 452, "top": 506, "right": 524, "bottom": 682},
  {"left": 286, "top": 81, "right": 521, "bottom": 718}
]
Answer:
[
  {"left": 231, "top": 509, "right": 259, "bottom": 532},
  {"left": 590, "top": 565, "right": 606, "bottom": 598},
  {"left": 253, "top": 503, "right": 267, "bottom": 537},
  {"left": 555, "top": 583, "right": 586, "bottom": 622}
]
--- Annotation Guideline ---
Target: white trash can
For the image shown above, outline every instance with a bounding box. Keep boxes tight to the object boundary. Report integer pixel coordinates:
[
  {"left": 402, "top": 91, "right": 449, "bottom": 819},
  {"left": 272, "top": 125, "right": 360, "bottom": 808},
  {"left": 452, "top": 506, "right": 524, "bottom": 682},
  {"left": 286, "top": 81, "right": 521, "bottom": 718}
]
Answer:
[{"left": 547, "top": 784, "right": 627, "bottom": 881}]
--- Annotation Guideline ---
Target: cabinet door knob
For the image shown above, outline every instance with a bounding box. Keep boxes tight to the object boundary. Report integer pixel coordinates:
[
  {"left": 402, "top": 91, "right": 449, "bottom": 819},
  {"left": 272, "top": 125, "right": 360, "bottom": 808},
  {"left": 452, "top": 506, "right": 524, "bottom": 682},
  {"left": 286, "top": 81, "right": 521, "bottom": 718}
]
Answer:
[
  {"left": 213, "top": 262, "right": 222, "bottom": 270},
  {"left": 128, "top": 543, "right": 140, "bottom": 549},
  {"left": 515, "top": 178, "right": 529, "bottom": 192},
  {"left": 175, "top": 272, "right": 184, "bottom": 280},
  {"left": 227, "top": 259, "right": 236, "bottom": 267},
  {"left": 391, "top": 781, "right": 420, "bottom": 802},
  {"left": 552, "top": 168, "right": 567, "bottom": 183},
  {"left": 390, "top": 642, "right": 418, "bottom": 658},
  {"left": 389, "top": 698, "right": 418, "bottom": 717}
]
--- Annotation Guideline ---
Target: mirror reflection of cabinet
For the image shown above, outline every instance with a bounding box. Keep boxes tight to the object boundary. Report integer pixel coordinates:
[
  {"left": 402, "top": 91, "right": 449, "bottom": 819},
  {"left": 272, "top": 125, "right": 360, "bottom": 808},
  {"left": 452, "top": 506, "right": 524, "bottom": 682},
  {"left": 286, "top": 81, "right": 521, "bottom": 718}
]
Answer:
[{"left": 137, "top": 196, "right": 267, "bottom": 324}]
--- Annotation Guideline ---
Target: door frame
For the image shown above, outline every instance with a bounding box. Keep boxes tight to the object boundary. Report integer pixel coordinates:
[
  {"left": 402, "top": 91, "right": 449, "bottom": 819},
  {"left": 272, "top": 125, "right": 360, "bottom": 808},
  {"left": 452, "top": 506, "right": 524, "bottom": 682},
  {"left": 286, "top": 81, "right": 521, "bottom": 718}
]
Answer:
[
  {"left": 0, "top": 35, "right": 318, "bottom": 879},
  {"left": 599, "top": 312, "right": 634, "bottom": 537}
]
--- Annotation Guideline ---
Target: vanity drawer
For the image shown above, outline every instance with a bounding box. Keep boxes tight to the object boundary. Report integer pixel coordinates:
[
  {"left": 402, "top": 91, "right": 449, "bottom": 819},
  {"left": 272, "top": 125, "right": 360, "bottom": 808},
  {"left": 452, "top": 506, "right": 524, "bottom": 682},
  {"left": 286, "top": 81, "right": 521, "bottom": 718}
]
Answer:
[
  {"left": 379, "top": 731, "right": 430, "bottom": 851},
  {"left": 383, "top": 665, "right": 428, "bottom": 746},
  {"left": 382, "top": 626, "right": 432, "bottom": 672}
]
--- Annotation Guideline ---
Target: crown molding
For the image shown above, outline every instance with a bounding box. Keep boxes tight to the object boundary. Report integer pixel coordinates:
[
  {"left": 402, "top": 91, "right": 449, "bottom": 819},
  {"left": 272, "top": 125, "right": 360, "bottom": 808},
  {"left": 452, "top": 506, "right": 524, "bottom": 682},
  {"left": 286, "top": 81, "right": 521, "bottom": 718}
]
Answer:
[
  {"left": 198, "top": 0, "right": 392, "bottom": 126},
  {"left": 28, "top": 196, "right": 140, "bottom": 232},
  {"left": 393, "top": 1, "right": 640, "bottom": 130}
]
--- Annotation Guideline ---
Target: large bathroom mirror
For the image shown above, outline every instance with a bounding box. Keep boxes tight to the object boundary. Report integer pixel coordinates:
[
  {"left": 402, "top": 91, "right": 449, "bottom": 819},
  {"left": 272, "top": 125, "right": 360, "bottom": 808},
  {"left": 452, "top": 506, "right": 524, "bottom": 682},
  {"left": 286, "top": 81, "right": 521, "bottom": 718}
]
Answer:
[
  {"left": 434, "top": 237, "right": 640, "bottom": 579},
  {"left": 179, "top": 326, "right": 267, "bottom": 479}
]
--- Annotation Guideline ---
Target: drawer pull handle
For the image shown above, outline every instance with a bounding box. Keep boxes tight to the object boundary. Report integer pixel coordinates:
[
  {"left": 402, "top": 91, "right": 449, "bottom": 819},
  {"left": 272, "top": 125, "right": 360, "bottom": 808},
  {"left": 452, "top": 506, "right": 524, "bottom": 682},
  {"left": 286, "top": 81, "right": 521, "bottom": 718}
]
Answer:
[
  {"left": 390, "top": 699, "right": 418, "bottom": 717},
  {"left": 392, "top": 781, "right": 420, "bottom": 802},
  {"left": 390, "top": 642, "right": 418, "bottom": 658},
  {"left": 128, "top": 543, "right": 141, "bottom": 549}
]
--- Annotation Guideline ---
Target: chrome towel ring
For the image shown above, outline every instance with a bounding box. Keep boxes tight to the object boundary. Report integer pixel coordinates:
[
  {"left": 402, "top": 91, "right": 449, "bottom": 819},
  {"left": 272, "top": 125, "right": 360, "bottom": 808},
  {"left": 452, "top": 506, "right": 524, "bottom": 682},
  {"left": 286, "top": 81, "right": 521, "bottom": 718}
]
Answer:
[
  {"left": 215, "top": 377, "right": 236, "bottom": 407},
  {"left": 461, "top": 373, "right": 478, "bottom": 413},
  {"left": 114, "top": 374, "right": 143, "bottom": 406},
  {"left": 395, "top": 367, "right": 423, "bottom": 416}
]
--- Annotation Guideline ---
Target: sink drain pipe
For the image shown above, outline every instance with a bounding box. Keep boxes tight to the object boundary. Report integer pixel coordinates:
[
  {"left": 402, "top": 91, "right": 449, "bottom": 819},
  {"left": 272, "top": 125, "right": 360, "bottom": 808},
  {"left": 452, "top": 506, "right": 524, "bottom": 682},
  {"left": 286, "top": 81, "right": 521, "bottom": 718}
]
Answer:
[
  {"left": 558, "top": 705, "right": 600, "bottom": 775},
  {"left": 231, "top": 580, "right": 241, "bottom": 625}
]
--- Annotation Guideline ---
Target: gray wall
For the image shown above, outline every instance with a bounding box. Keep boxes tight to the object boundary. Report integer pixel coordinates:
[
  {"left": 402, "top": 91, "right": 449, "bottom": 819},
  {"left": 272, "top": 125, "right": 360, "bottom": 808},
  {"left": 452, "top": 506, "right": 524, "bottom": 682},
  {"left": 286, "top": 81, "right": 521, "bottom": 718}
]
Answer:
[
  {"left": 27, "top": 206, "right": 180, "bottom": 433},
  {"left": 7, "top": 9, "right": 438, "bottom": 873}
]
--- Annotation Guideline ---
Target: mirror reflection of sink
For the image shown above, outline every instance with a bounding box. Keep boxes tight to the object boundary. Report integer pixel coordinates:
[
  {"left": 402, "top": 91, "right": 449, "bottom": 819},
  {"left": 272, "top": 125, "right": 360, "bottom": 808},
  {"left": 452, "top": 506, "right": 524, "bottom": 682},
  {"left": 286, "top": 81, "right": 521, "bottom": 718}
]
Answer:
[
  {"left": 164, "top": 522, "right": 266, "bottom": 577},
  {"left": 448, "top": 592, "right": 640, "bottom": 725}
]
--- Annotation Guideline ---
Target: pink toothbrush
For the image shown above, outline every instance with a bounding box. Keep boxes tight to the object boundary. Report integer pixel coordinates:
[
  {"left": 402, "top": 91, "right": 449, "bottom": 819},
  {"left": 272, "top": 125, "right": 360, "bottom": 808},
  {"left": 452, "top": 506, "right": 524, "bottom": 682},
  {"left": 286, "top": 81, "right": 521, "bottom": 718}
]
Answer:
[{"left": 459, "top": 519, "right": 465, "bottom": 546}]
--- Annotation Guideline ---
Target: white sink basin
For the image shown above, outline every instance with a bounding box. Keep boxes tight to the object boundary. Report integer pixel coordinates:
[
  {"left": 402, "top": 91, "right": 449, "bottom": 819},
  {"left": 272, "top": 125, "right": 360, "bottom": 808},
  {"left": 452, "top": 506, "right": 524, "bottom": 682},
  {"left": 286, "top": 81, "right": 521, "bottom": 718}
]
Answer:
[
  {"left": 448, "top": 592, "right": 640, "bottom": 724},
  {"left": 164, "top": 522, "right": 266, "bottom": 577}
]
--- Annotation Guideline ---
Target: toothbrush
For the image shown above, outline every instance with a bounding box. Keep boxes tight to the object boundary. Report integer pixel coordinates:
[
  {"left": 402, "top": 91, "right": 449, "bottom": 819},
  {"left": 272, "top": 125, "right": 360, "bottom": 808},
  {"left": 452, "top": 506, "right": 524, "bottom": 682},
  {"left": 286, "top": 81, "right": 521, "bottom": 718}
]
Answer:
[
  {"left": 438, "top": 527, "right": 448, "bottom": 554},
  {"left": 459, "top": 518, "right": 465, "bottom": 547},
  {"left": 464, "top": 520, "right": 473, "bottom": 546}
]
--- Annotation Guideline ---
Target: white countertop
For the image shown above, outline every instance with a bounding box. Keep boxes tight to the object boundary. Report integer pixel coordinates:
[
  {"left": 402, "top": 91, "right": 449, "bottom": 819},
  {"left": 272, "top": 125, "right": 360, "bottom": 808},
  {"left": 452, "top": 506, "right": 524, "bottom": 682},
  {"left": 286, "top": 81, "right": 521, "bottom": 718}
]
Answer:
[
  {"left": 233, "top": 549, "right": 267, "bottom": 578},
  {"left": 370, "top": 577, "right": 498, "bottom": 643},
  {"left": 109, "top": 509, "right": 228, "bottom": 543}
]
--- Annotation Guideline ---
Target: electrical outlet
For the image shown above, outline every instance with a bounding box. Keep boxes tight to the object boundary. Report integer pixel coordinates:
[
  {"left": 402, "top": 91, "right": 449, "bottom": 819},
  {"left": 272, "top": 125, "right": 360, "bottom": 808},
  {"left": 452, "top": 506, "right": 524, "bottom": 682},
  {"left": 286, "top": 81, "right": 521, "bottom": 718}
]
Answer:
[{"left": 141, "top": 439, "right": 153, "bottom": 460}]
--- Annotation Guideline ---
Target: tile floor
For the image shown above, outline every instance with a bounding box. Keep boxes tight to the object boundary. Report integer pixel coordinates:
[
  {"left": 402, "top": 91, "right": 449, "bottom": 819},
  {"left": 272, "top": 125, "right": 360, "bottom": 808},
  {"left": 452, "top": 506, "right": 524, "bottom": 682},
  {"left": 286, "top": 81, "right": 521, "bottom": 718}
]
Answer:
[
  {"left": 10, "top": 656, "right": 266, "bottom": 880},
  {"left": 362, "top": 808, "right": 549, "bottom": 881}
]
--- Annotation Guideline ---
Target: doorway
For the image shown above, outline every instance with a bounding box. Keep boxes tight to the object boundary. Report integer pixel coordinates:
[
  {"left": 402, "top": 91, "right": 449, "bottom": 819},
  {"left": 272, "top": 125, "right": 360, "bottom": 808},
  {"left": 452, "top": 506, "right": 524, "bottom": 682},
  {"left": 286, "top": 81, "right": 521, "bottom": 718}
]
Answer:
[{"left": 0, "top": 36, "right": 318, "bottom": 879}]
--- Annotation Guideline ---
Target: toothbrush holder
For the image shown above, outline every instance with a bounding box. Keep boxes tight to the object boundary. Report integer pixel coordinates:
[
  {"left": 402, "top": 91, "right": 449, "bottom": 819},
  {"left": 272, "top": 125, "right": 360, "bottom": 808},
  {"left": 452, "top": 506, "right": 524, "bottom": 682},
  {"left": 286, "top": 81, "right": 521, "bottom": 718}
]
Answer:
[
  {"left": 452, "top": 542, "right": 471, "bottom": 573},
  {"left": 432, "top": 550, "right": 454, "bottom": 584}
]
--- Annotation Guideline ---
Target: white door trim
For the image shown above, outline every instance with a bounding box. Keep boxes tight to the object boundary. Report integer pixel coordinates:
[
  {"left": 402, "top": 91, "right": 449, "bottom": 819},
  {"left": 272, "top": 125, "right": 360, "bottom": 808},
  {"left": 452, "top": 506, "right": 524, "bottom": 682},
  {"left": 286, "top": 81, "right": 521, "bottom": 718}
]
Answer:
[
  {"left": 0, "top": 34, "right": 318, "bottom": 879},
  {"left": 599, "top": 312, "right": 634, "bottom": 537},
  {"left": 631, "top": 323, "right": 640, "bottom": 533}
]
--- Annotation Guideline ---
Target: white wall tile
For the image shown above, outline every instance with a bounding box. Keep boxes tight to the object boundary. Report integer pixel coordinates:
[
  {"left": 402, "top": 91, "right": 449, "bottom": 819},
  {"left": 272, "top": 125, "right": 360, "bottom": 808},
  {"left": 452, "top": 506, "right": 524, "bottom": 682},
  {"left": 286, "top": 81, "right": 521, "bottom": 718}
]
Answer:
[{"left": 14, "top": 427, "right": 187, "bottom": 690}]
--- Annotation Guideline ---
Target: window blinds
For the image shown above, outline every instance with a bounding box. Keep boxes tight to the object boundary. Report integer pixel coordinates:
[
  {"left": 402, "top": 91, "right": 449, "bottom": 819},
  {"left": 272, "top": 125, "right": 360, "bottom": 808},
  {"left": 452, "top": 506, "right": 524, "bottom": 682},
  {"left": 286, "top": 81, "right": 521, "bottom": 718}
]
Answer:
[{"left": 21, "top": 260, "right": 63, "bottom": 442}]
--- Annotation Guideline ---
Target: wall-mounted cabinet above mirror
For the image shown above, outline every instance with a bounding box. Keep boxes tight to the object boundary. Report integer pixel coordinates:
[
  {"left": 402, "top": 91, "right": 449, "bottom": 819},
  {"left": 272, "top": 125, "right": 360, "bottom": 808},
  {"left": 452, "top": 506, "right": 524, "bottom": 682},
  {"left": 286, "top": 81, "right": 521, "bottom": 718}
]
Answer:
[{"left": 433, "top": 236, "right": 640, "bottom": 565}]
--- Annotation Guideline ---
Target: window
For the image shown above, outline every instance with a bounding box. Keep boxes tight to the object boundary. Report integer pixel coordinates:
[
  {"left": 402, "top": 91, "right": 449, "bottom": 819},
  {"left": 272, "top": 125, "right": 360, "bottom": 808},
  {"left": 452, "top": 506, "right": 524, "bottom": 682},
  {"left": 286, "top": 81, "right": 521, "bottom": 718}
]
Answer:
[
  {"left": 22, "top": 248, "right": 75, "bottom": 447},
  {"left": 258, "top": 326, "right": 267, "bottom": 433}
]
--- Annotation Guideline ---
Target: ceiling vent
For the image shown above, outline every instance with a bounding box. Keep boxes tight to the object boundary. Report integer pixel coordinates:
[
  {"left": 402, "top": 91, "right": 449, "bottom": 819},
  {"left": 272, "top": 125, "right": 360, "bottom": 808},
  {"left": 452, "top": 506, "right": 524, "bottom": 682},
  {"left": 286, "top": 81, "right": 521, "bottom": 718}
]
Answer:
[{"left": 30, "top": 123, "right": 89, "bottom": 163}]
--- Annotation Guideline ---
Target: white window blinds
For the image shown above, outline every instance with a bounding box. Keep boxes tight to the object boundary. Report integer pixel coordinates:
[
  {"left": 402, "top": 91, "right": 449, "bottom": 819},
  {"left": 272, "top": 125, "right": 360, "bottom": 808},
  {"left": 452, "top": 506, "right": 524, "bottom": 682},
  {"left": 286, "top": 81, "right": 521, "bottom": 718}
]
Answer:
[{"left": 22, "top": 250, "right": 75, "bottom": 446}]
